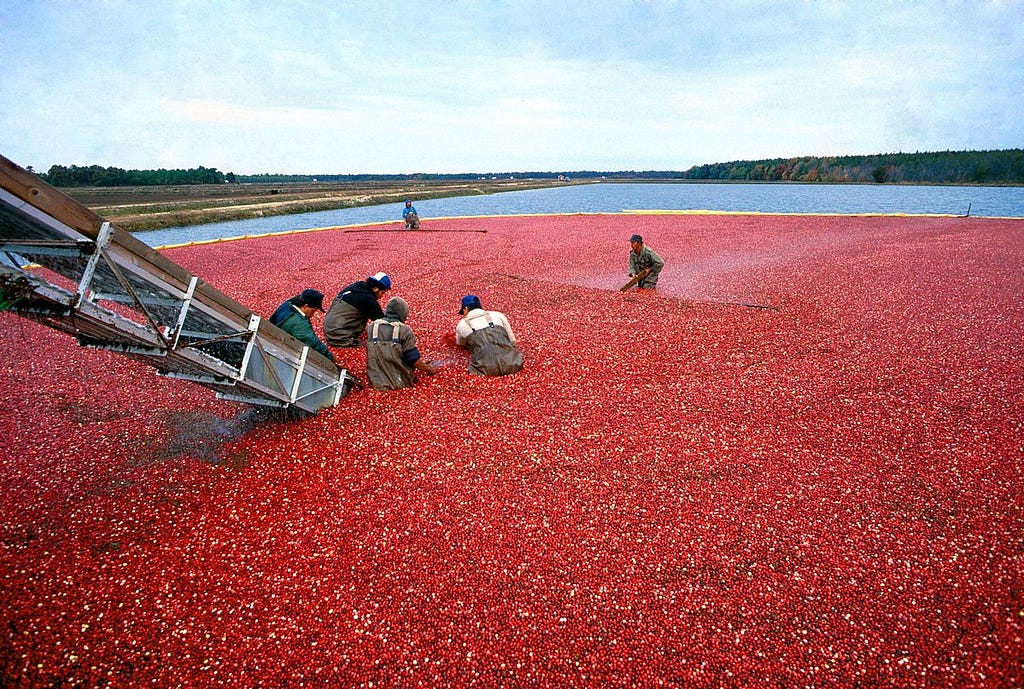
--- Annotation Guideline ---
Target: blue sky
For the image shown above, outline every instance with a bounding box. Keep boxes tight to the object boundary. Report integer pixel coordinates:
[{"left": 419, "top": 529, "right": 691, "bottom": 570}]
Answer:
[{"left": 1, "top": 1, "right": 1022, "bottom": 174}]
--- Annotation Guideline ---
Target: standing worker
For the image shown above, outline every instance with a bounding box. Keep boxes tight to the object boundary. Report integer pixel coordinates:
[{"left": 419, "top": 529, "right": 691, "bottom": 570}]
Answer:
[
  {"left": 268, "top": 289, "right": 335, "bottom": 362},
  {"left": 455, "top": 295, "right": 523, "bottom": 376},
  {"left": 365, "top": 297, "right": 438, "bottom": 390},
  {"left": 627, "top": 234, "right": 665, "bottom": 290},
  {"left": 324, "top": 272, "right": 392, "bottom": 347},
  {"left": 402, "top": 200, "right": 420, "bottom": 229}
]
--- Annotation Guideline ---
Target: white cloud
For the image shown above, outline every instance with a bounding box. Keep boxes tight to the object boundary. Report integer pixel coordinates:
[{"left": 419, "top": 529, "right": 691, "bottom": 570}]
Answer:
[{"left": 1, "top": 0, "right": 1021, "bottom": 173}]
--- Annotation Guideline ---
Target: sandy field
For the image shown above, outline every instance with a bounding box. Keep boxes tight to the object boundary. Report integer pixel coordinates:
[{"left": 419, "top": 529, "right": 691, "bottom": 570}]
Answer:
[{"left": 1, "top": 212, "right": 1022, "bottom": 686}]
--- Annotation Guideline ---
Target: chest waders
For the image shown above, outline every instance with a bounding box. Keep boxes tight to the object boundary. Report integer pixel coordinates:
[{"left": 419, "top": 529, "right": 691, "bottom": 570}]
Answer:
[
  {"left": 366, "top": 320, "right": 415, "bottom": 390},
  {"left": 464, "top": 314, "right": 524, "bottom": 377},
  {"left": 324, "top": 296, "right": 365, "bottom": 347}
]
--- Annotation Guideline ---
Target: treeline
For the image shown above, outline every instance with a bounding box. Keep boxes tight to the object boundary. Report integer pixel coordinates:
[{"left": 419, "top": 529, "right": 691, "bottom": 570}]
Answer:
[
  {"left": 35, "top": 149, "right": 1024, "bottom": 186},
  {"left": 679, "top": 149, "right": 1024, "bottom": 184},
  {"left": 39, "top": 164, "right": 235, "bottom": 186}
]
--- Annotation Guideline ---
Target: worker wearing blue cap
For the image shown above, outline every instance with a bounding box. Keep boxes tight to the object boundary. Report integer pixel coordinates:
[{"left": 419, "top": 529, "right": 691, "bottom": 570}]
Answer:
[
  {"left": 455, "top": 294, "right": 523, "bottom": 376},
  {"left": 402, "top": 200, "right": 420, "bottom": 230},
  {"left": 324, "top": 271, "right": 393, "bottom": 347},
  {"left": 269, "top": 288, "right": 335, "bottom": 362},
  {"left": 627, "top": 234, "right": 664, "bottom": 290}
]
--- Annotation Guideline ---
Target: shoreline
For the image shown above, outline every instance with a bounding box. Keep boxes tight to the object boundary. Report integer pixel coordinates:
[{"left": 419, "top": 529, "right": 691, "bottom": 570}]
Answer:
[
  {"left": 64, "top": 178, "right": 593, "bottom": 232},
  {"left": 63, "top": 177, "right": 1024, "bottom": 233}
]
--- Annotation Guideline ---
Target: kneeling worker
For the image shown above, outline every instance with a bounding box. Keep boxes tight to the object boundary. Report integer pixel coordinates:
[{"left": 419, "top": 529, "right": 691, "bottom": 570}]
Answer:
[
  {"left": 324, "top": 272, "right": 392, "bottom": 347},
  {"left": 366, "top": 297, "right": 438, "bottom": 390},
  {"left": 402, "top": 200, "right": 420, "bottom": 229},
  {"left": 627, "top": 234, "right": 664, "bottom": 289},
  {"left": 269, "top": 289, "right": 335, "bottom": 362},
  {"left": 455, "top": 294, "right": 523, "bottom": 376}
]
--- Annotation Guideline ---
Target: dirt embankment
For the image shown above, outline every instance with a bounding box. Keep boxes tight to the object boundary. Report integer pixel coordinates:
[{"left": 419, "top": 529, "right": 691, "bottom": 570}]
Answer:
[{"left": 65, "top": 178, "right": 590, "bottom": 232}]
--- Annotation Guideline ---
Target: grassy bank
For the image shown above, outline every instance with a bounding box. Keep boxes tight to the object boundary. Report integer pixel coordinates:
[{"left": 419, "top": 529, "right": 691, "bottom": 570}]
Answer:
[{"left": 65, "top": 178, "right": 592, "bottom": 232}]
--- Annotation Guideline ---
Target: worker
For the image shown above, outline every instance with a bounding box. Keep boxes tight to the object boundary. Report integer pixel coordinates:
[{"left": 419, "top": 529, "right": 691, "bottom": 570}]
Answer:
[
  {"left": 455, "top": 294, "right": 523, "bottom": 376},
  {"left": 627, "top": 234, "right": 665, "bottom": 289},
  {"left": 365, "top": 297, "right": 438, "bottom": 390},
  {"left": 268, "top": 289, "right": 335, "bottom": 362},
  {"left": 324, "top": 272, "right": 392, "bottom": 347},
  {"left": 402, "top": 199, "right": 420, "bottom": 229}
]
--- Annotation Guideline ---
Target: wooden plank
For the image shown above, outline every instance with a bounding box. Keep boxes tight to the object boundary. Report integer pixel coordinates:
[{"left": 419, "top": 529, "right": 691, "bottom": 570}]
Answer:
[
  {"left": 619, "top": 270, "right": 648, "bottom": 292},
  {"left": 0, "top": 155, "right": 107, "bottom": 238}
]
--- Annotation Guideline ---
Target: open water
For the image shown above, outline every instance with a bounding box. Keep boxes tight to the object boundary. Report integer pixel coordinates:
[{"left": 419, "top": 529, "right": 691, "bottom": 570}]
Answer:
[{"left": 140, "top": 182, "right": 1024, "bottom": 247}]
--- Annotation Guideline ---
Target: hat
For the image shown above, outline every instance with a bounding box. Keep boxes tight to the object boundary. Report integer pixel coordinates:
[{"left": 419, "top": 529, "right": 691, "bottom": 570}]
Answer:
[
  {"left": 459, "top": 294, "right": 482, "bottom": 313},
  {"left": 630, "top": 234, "right": 643, "bottom": 243},
  {"left": 299, "top": 288, "right": 325, "bottom": 311},
  {"left": 367, "top": 271, "right": 392, "bottom": 290}
]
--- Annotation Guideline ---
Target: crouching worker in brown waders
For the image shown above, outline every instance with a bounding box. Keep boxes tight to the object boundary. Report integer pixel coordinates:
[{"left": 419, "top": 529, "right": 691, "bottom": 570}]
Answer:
[
  {"left": 365, "top": 297, "right": 438, "bottom": 390},
  {"left": 454, "top": 294, "right": 524, "bottom": 376}
]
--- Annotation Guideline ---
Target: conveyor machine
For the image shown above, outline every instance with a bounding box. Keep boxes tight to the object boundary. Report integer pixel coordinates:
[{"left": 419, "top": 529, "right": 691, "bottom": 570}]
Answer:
[{"left": 0, "top": 154, "right": 354, "bottom": 414}]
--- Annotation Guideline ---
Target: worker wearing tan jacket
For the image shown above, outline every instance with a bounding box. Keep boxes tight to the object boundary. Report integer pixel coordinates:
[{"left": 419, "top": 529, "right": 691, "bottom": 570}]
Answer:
[{"left": 455, "top": 295, "right": 523, "bottom": 377}]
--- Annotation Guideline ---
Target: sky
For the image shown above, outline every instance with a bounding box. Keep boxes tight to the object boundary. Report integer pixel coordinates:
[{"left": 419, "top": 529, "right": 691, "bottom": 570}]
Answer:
[{"left": 1, "top": 1, "right": 1022, "bottom": 175}]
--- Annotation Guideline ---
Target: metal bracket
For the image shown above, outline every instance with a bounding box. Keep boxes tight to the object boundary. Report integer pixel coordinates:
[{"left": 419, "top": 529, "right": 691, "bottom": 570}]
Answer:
[
  {"left": 75, "top": 221, "right": 113, "bottom": 308},
  {"left": 290, "top": 347, "right": 310, "bottom": 402},
  {"left": 170, "top": 276, "right": 199, "bottom": 349}
]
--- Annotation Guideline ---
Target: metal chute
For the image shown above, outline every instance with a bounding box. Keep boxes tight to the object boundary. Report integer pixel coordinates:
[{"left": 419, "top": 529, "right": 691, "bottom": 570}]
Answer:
[{"left": 0, "top": 154, "right": 352, "bottom": 414}]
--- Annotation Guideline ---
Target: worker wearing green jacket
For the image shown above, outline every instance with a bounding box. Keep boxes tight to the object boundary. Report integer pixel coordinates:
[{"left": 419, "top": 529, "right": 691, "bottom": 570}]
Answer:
[{"left": 269, "top": 289, "right": 335, "bottom": 362}]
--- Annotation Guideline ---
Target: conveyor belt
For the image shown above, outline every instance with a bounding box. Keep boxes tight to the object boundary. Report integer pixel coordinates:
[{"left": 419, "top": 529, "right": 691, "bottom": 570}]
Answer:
[{"left": 0, "top": 155, "right": 353, "bottom": 414}]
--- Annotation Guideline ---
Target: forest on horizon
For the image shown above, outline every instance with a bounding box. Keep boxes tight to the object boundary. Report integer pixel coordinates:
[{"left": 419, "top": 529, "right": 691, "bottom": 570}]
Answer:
[{"left": 32, "top": 148, "right": 1024, "bottom": 187}]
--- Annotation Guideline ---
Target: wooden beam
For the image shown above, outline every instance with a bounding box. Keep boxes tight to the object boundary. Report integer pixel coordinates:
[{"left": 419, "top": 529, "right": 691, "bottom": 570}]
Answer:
[{"left": 0, "top": 155, "right": 107, "bottom": 239}]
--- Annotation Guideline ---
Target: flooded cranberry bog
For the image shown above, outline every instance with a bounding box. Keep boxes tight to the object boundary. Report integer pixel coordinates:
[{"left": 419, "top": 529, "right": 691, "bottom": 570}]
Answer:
[{"left": 1, "top": 212, "right": 1022, "bottom": 686}]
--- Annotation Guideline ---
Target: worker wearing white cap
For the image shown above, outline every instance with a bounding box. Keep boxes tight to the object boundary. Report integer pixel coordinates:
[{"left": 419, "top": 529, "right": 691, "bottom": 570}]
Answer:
[{"left": 324, "top": 271, "right": 393, "bottom": 347}]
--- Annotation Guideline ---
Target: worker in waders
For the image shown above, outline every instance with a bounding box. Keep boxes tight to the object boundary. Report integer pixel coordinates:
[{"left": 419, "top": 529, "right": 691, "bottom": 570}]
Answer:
[
  {"left": 365, "top": 297, "right": 438, "bottom": 390},
  {"left": 454, "top": 295, "right": 524, "bottom": 376},
  {"left": 627, "top": 234, "right": 664, "bottom": 289},
  {"left": 324, "top": 271, "right": 392, "bottom": 347}
]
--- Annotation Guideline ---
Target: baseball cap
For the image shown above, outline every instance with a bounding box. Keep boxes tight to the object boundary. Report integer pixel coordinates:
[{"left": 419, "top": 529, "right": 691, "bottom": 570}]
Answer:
[
  {"left": 459, "top": 294, "right": 482, "bottom": 313},
  {"left": 299, "top": 288, "right": 325, "bottom": 311},
  {"left": 368, "top": 272, "right": 392, "bottom": 290}
]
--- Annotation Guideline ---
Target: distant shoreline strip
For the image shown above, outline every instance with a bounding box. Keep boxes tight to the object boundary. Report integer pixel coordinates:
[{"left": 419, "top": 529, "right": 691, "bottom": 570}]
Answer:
[{"left": 623, "top": 209, "right": 968, "bottom": 217}]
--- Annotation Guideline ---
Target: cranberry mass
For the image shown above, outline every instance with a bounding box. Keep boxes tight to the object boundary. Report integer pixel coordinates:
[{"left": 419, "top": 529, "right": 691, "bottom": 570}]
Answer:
[{"left": 1, "top": 213, "right": 1021, "bottom": 687}]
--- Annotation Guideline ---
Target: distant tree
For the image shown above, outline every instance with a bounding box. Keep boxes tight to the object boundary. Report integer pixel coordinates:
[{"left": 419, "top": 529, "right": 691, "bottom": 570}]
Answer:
[
  {"left": 42, "top": 164, "right": 226, "bottom": 186},
  {"left": 677, "top": 149, "right": 1022, "bottom": 184}
]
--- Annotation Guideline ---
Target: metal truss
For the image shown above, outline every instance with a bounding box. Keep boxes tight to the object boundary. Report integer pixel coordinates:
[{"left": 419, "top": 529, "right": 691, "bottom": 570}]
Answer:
[{"left": 0, "top": 155, "right": 353, "bottom": 414}]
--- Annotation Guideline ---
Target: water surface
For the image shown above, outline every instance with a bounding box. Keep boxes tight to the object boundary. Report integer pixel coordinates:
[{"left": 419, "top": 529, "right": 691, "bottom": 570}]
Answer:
[{"left": 142, "top": 182, "right": 1023, "bottom": 247}]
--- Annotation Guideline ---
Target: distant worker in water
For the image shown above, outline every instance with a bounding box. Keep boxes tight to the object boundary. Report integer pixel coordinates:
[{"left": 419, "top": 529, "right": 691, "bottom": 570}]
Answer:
[
  {"left": 402, "top": 199, "right": 420, "bottom": 229},
  {"left": 324, "top": 272, "right": 392, "bottom": 347},
  {"left": 268, "top": 289, "right": 335, "bottom": 362},
  {"left": 365, "top": 297, "right": 438, "bottom": 390},
  {"left": 455, "top": 295, "right": 524, "bottom": 376},
  {"left": 626, "top": 234, "right": 664, "bottom": 290}
]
